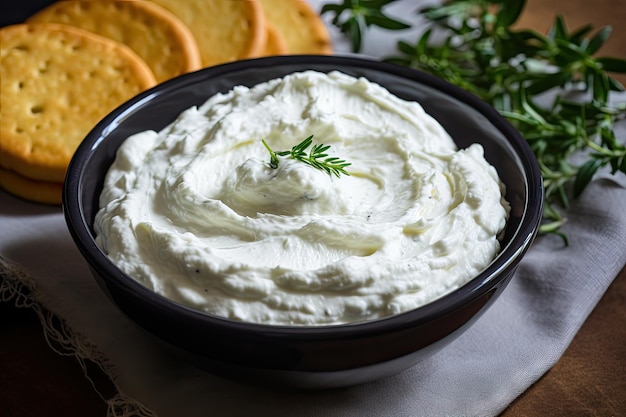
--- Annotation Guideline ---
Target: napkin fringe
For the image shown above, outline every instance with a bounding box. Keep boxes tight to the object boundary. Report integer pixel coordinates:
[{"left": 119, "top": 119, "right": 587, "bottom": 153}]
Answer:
[{"left": 1, "top": 256, "right": 157, "bottom": 417}]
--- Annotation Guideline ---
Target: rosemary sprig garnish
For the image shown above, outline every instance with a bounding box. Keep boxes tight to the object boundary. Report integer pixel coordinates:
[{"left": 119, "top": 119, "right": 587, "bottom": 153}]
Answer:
[
  {"left": 323, "top": 0, "right": 626, "bottom": 243},
  {"left": 262, "top": 135, "right": 351, "bottom": 178}
]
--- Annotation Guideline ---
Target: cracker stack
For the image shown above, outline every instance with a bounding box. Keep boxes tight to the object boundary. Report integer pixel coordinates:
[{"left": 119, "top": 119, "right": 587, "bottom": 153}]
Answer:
[
  {"left": 0, "top": 23, "right": 157, "bottom": 204},
  {"left": 0, "top": 0, "right": 333, "bottom": 205}
]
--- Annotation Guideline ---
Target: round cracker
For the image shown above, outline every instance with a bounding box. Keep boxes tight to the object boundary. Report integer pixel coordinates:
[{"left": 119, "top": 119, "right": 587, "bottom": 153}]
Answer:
[
  {"left": 150, "top": 0, "right": 266, "bottom": 67},
  {"left": 0, "top": 23, "right": 157, "bottom": 183},
  {"left": 27, "top": 0, "right": 202, "bottom": 83},
  {"left": 258, "top": 0, "right": 332, "bottom": 54},
  {"left": 0, "top": 167, "right": 63, "bottom": 205}
]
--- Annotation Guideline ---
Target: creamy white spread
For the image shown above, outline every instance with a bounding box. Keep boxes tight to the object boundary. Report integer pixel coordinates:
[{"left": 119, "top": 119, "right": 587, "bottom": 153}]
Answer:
[{"left": 95, "top": 70, "right": 509, "bottom": 326}]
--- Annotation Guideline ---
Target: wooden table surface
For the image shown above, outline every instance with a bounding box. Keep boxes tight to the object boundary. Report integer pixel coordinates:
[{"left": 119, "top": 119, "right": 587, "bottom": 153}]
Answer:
[{"left": 1, "top": 1, "right": 625, "bottom": 416}]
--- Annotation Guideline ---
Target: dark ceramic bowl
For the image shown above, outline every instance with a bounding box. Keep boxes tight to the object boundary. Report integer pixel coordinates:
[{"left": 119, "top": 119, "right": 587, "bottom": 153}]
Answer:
[{"left": 63, "top": 55, "right": 543, "bottom": 389}]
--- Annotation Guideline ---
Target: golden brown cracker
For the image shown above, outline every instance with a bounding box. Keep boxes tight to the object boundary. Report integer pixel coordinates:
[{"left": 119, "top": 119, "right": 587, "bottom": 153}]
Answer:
[
  {"left": 27, "top": 0, "right": 202, "bottom": 83},
  {"left": 0, "top": 23, "right": 157, "bottom": 184},
  {"left": 0, "top": 167, "right": 63, "bottom": 205},
  {"left": 263, "top": 22, "right": 288, "bottom": 56},
  {"left": 149, "top": 0, "right": 267, "bottom": 67},
  {"left": 258, "top": 0, "right": 332, "bottom": 54}
]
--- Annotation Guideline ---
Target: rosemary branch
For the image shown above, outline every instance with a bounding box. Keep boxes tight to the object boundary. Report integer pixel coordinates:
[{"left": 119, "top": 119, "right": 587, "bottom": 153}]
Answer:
[{"left": 262, "top": 135, "right": 351, "bottom": 178}]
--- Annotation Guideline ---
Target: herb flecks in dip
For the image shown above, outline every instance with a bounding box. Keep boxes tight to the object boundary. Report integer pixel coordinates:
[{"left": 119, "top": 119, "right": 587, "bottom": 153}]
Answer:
[{"left": 95, "top": 71, "right": 510, "bottom": 325}]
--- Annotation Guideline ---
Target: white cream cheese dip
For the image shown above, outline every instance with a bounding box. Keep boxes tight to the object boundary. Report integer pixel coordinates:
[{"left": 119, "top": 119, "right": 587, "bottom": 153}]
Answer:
[{"left": 95, "top": 70, "right": 510, "bottom": 326}]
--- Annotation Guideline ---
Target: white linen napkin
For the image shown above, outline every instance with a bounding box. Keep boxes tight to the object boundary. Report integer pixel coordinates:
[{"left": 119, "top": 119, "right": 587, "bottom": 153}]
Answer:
[{"left": 2, "top": 1, "right": 625, "bottom": 416}]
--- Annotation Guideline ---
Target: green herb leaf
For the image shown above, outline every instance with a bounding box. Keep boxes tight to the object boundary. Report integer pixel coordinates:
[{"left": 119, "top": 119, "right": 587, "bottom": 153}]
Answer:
[
  {"left": 585, "top": 26, "right": 612, "bottom": 55},
  {"left": 596, "top": 57, "right": 626, "bottom": 73},
  {"left": 496, "top": 0, "right": 526, "bottom": 27},
  {"left": 574, "top": 159, "right": 605, "bottom": 197}
]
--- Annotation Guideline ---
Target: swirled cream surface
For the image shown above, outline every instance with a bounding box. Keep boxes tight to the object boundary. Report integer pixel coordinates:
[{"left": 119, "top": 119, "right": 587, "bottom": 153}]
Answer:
[{"left": 95, "top": 70, "right": 509, "bottom": 325}]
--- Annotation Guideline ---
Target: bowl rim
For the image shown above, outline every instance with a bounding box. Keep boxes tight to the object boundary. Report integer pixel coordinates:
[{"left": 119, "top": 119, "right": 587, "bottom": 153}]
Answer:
[{"left": 63, "top": 54, "right": 543, "bottom": 338}]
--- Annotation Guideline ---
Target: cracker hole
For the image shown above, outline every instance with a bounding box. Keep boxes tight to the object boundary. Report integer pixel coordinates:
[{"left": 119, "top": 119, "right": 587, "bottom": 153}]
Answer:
[{"left": 30, "top": 104, "right": 44, "bottom": 114}]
